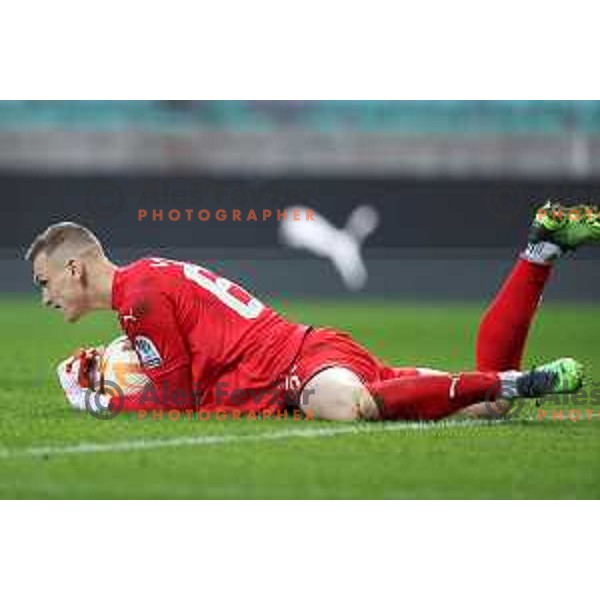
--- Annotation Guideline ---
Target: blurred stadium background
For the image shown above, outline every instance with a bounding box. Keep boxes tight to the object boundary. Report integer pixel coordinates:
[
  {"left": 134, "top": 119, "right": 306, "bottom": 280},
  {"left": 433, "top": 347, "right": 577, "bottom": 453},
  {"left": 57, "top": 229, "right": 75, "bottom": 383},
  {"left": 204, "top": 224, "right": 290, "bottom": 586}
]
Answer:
[{"left": 2, "top": 100, "right": 600, "bottom": 301}]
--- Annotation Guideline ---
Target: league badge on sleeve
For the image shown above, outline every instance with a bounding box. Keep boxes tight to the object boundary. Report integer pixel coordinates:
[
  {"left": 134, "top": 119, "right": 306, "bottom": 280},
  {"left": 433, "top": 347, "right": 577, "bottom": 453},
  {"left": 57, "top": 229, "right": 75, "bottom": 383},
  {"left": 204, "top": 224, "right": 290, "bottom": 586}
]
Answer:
[{"left": 133, "top": 336, "right": 162, "bottom": 369}]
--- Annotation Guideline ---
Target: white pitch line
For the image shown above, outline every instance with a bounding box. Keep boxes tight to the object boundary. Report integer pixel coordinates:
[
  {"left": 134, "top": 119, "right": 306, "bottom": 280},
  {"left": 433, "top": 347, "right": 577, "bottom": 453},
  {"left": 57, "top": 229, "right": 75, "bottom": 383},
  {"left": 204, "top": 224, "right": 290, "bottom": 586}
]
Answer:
[
  {"left": 0, "top": 419, "right": 507, "bottom": 460},
  {"left": 1, "top": 415, "right": 596, "bottom": 460}
]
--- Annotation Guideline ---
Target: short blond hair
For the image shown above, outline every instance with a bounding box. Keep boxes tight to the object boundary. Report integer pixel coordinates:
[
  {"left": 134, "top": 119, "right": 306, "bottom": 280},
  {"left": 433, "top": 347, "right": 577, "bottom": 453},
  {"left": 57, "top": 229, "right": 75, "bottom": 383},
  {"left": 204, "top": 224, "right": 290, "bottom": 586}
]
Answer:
[{"left": 25, "top": 222, "right": 104, "bottom": 262}]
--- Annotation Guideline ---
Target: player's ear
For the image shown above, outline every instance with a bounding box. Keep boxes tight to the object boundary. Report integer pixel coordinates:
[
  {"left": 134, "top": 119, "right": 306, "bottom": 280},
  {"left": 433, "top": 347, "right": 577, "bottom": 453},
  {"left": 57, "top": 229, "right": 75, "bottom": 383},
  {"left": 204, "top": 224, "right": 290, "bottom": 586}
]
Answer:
[{"left": 65, "top": 258, "right": 84, "bottom": 281}]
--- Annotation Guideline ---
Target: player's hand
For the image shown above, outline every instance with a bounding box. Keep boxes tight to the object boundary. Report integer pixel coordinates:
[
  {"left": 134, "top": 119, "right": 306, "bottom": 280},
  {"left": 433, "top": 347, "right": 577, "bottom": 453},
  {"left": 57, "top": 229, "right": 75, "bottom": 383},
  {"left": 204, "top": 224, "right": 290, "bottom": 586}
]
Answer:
[
  {"left": 65, "top": 347, "right": 103, "bottom": 389},
  {"left": 56, "top": 355, "right": 88, "bottom": 410},
  {"left": 56, "top": 351, "right": 109, "bottom": 413}
]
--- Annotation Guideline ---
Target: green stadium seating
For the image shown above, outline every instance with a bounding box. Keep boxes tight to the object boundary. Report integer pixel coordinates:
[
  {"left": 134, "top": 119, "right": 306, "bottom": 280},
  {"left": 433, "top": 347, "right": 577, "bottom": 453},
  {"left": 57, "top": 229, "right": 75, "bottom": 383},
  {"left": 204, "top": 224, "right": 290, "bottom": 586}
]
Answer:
[{"left": 1, "top": 100, "right": 600, "bottom": 134}]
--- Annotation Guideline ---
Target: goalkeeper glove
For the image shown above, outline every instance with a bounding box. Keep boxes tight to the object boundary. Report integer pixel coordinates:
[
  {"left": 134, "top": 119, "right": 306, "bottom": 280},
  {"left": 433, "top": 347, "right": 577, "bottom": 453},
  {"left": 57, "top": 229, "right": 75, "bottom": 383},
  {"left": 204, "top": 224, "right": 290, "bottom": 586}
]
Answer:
[{"left": 56, "top": 349, "right": 110, "bottom": 413}]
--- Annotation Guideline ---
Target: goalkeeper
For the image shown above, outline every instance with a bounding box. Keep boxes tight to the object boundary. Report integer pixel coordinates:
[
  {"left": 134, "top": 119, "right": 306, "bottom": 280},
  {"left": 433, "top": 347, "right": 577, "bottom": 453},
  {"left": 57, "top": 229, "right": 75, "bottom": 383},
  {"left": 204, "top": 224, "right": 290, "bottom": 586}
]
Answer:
[{"left": 27, "top": 202, "right": 599, "bottom": 420}]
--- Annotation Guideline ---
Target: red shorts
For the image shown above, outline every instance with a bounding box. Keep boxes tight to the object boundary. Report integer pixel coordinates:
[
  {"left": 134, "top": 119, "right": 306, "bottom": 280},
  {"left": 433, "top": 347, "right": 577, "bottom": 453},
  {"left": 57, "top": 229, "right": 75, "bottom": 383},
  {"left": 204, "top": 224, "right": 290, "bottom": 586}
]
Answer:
[
  {"left": 284, "top": 327, "right": 419, "bottom": 402},
  {"left": 201, "top": 327, "right": 417, "bottom": 414}
]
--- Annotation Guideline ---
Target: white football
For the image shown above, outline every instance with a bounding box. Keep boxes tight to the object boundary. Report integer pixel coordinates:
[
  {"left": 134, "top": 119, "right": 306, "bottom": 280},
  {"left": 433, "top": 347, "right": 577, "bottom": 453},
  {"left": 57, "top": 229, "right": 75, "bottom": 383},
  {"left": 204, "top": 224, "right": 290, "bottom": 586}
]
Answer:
[{"left": 98, "top": 335, "right": 150, "bottom": 397}]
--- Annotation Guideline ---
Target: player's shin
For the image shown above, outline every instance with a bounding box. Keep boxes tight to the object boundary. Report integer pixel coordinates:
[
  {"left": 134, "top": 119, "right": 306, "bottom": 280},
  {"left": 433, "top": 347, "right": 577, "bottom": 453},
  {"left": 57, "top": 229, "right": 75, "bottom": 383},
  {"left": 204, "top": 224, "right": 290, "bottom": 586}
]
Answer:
[
  {"left": 366, "top": 357, "right": 584, "bottom": 422},
  {"left": 476, "top": 258, "right": 551, "bottom": 372},
  {"left": 367, "top": 372, "right": 503, "bottom": 421}
]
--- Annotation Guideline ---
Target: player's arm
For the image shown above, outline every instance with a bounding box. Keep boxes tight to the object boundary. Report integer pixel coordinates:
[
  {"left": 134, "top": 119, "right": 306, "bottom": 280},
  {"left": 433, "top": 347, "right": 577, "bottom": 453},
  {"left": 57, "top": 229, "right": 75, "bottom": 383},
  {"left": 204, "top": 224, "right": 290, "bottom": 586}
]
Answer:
[
  {"left": 56, "top": 353, "right": 196, "bottom": 415},
  {"left": 57, "top": 289, "right": 197, "bottom": 414},
  {"left": 110, "top": 288, "right": 197, "bottom": 413},
  {"left": 110, "top": 363, "right": 196, "bottom": 413}
]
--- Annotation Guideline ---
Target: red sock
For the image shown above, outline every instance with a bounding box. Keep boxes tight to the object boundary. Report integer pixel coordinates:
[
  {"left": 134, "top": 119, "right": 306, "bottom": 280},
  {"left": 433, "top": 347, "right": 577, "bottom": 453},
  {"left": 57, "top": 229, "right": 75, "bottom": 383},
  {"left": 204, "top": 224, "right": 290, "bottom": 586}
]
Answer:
[
  {"left": 368, "top": 372, "right": 500, "bottom": 421},
  {"left": 476, "top": 258, "right": 551, "bottom": 372}
]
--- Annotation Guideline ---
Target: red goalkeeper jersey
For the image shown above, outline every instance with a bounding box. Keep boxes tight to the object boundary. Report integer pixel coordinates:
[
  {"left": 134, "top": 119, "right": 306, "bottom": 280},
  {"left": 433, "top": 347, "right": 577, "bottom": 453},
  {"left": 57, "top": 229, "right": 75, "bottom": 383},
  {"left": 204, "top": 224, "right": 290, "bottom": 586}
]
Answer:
[{"left": 111, "top": 257, "right": 310, "bottom": 413}]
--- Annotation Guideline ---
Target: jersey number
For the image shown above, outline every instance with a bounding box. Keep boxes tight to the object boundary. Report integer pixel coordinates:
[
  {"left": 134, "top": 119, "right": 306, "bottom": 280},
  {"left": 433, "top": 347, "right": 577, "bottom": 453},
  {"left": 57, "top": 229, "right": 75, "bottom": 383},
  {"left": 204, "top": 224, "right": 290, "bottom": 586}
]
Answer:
[
  {"left": 183, "top": 264, "right": 264, "bottom": 319},
  {"left": 150, "top": 258, "right": 264, "bottom": 319}
]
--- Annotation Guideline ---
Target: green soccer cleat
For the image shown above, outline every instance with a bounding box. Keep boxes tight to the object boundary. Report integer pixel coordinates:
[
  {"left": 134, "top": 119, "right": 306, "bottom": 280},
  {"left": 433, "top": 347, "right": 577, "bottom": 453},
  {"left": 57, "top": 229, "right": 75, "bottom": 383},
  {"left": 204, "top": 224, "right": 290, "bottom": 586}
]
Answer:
[
  {"left": 529, "top": 201, "right": 600, "bottom": 251},
  {"left": 516, "top": 357, "right": 585, "bottom": 398}
]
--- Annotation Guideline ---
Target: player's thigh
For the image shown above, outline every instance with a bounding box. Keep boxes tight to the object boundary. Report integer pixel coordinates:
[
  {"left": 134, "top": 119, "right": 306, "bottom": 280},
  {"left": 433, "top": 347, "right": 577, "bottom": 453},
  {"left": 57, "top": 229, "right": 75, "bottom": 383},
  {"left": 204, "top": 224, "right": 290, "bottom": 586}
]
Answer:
[{"left": 299, "top": 367, "right": 380, "bottom": 421}]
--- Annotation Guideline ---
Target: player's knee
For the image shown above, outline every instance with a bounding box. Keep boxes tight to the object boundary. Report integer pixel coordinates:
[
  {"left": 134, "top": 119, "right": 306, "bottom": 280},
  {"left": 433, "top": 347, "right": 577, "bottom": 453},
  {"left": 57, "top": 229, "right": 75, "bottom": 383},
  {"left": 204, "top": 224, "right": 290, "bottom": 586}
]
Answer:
[
  {"left": 314, "top": 381, "right": 363, "bottom": 421},
  {"left": 331, "top": 379, "right": 380, "bottom": 421},
  {"left": 329, "top": 381, "right": 375, "bottom": 421}
]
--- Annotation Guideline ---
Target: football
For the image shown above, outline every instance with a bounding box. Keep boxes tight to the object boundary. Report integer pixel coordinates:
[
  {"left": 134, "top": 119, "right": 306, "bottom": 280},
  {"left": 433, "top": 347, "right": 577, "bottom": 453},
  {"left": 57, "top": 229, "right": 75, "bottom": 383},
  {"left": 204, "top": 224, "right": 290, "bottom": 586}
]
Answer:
[{"left": 97, "top": 335, "right": 150, "bottom": 397}]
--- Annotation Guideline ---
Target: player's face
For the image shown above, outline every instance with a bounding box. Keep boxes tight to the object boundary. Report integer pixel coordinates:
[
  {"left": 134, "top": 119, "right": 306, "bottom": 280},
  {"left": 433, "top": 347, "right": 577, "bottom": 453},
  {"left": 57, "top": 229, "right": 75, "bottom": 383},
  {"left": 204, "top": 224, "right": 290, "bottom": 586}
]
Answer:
[{"left": 32, "top": 253, "right": 88, "bottom": 323}]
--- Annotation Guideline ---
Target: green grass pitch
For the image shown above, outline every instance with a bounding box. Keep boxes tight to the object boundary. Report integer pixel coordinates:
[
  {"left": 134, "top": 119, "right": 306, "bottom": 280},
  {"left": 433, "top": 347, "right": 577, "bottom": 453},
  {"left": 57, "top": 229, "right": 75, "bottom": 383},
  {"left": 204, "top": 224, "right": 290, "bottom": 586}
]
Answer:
[{"left": 0, "top": 297, "right": 598, "bottom": 499}]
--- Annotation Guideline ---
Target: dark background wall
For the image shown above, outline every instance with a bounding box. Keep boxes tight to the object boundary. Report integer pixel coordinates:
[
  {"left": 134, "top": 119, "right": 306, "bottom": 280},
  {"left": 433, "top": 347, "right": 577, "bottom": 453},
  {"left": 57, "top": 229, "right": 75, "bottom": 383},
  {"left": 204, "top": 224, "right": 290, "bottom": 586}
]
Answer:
[{"left": 5, "top": 173, "right": 600, "bottom": 300}]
